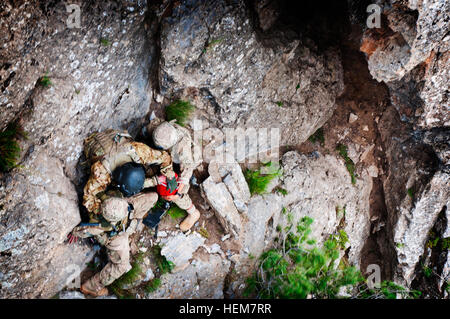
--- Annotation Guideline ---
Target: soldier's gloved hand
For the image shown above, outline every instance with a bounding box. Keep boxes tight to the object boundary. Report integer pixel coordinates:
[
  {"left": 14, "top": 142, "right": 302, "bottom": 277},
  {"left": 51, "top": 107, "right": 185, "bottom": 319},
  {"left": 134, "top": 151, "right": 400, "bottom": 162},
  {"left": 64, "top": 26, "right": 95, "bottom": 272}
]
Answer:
[
  {"left": 67, "top": 233, "right": 79, "bottom": 244},
  {"left": 166, "top": 177, "right": 178, "bottom": 193}
]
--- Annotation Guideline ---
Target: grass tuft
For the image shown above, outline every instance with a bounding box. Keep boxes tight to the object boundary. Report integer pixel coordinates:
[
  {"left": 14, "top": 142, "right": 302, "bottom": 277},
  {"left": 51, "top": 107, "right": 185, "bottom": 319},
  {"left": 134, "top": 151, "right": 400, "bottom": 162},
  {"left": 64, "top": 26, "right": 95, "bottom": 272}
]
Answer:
[
  {"left": 244, "top": 162, "right": 282, "bottom": 196},
  {"left": 145, "top": 278, "right": 161, "bottom": 293},
  {"left": 336, "top": 144, "right": 356, "bottom": 185},
  {"left": 167, "top": 205, "right": 187, "bottom": 220},
  {"left": 165, "top": 100, "right": 195, "bottom": 127},
  {"left": 0, "top": 121, "right": 27, "bottom": 172},
  {"left": 108, "top": 253, "right": 146, "bottom": 298},
  {"left": 151, "top": 245, "right": 175, "bottom": 275}
]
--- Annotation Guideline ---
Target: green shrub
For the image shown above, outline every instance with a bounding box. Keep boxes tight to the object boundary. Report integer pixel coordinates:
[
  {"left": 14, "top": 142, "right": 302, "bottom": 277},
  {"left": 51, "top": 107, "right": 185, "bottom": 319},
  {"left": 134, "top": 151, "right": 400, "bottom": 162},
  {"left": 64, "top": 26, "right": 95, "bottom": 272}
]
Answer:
[
  {"left": 244, "top": 216, "right": 420, "bottom": 299},
  {"left": 244, "top": 162, "right": 282, "bottom": 196},
  {"left": 244, "top": 216, "right": 363, "bottom": 299},
  {"left": 165, "top": 100, "right": 195, "bottom": 127},
  {"left": 336, "top": 144, "right": 356, "bottom": 184},
  {"left": 0, "top": 121, "right": 27, "bottom": 172},
  {"left": 309, "top": 127, "right": 325, "bottom": 146}
]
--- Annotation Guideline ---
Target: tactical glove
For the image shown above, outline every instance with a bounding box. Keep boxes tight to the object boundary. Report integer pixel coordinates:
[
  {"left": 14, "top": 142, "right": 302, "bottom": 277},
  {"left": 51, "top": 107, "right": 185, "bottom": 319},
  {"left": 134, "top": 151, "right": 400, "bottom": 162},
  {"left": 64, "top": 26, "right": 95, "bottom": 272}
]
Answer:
[{"left": 166, "top": 176, "right": 178, "bottom": 193}]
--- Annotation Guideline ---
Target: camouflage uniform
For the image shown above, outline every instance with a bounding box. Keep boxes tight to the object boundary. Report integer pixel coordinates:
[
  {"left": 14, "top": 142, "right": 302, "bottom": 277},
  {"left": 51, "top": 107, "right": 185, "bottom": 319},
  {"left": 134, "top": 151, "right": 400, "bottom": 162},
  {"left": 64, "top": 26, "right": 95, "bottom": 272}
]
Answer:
[
  {"left": 152, "top": 121, "right": 202, "bottom": 229},
  {"left": 72, "top": 191, "right": 158, "bottom": 293},
  {"left": 82, "top": 129, "right": 174, "bottom": 214}
]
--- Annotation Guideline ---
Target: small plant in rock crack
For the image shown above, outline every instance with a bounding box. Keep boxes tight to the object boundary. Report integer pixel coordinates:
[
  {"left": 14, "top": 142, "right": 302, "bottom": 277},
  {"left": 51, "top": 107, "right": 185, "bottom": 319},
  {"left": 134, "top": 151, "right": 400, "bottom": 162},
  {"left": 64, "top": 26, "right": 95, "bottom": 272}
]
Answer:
[
  {"left": 309, "top": 127, "right": 325, "bottom": 146},
  {"left": 0, "top": 121, "right": 27, "bottom": 172},
  {"left": 244, "top": 161, "right": 282, "bottom": 196},
  {"left": 165, "top": 100, "right": 196, "bottom": 127},
  {"left": 100, "top": 38, "right": 111, "bottom": 46},
  {"left": 336, "top": 143, "right": 357, "bottom": 185},
  {"left": 151, "top": 245, "right": 175, "bottom": 275},
  {"left": 39, "top": 73, "right": 52, "bottom": 87},
  {"left": 203, "top": 38, "right": 223, "bottom": 52}
]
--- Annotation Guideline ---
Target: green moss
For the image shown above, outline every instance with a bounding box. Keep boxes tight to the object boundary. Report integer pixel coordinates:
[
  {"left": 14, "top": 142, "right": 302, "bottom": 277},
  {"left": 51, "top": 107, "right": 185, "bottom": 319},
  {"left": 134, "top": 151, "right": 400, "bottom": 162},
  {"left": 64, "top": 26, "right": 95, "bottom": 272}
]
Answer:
[
  {"left": 309, "top": 127, "right": 325, "bottom": 146},
  {"left": 244, "top": 161, "right": 282, "bottom": 195},
  {"left": 336, "top": 144, "right": 357, "bottom": 184},
  {"left": 276, "top": 101, "right": 283, "bottom": 107},
  {"left": 165, "top": 100, "right": 195, "bottom": 127},
  {"left": 0, "top": 121, "right": 27, "bottom": 172}
]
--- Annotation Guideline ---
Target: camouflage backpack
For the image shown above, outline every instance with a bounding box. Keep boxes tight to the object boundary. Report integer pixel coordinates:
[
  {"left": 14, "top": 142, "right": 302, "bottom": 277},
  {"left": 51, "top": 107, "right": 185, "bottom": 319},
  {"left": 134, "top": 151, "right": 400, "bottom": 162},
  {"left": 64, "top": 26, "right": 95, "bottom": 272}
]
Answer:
[{"left": 83, "top": 129, "right": 132, "bottom": 164}]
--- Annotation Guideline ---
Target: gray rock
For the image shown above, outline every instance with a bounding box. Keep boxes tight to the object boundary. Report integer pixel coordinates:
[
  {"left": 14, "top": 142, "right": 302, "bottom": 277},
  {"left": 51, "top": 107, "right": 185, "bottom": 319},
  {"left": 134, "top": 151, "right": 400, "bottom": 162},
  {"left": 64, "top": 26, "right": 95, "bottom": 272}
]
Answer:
[
  {"left": 146, "top": 254, "right": 230, "bottom": 299},
  {"left": 278, "top": 151, "right": 372, "bottom": 267},
  {"left": 393, "top": 171, "right": 449, "bottom": 286},
  {"left": 201, "top": 177, "right": 242, "bottom": 238},
  {"left": 159, "top": 0, "right": 344, "bottom": 145},
  {"left": 160, "top": 232, "right": 205, "bottom": 272},
  {"left": 364, "top": 0, "right": 449, "bottom": 83}
]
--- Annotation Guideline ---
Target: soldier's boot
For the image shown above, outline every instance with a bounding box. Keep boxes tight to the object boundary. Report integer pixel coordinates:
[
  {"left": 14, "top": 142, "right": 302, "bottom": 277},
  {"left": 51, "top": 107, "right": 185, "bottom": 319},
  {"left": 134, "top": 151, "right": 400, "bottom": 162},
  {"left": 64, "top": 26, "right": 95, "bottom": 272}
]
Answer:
[
  {"left": 180, "top": 209, "right": 200, "bottom": 232},
  {"left": 80, "top": 274, "right": 109, "bottom": 297}
]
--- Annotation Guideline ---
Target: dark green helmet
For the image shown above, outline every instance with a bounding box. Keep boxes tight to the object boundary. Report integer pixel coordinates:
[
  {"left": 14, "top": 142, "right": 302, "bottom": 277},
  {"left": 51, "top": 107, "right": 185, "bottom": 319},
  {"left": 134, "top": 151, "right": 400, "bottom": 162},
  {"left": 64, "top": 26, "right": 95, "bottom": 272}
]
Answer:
[{"left": 112, "top": 163, "right": 145, "bottom": 197}]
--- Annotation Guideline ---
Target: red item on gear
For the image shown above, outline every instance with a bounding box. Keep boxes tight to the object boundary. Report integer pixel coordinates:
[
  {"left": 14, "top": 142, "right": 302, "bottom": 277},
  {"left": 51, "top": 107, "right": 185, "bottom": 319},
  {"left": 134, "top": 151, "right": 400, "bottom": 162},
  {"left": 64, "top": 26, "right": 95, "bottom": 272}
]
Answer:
[{"left": 156, "top": 173, "right": 179, "bottom": 196}]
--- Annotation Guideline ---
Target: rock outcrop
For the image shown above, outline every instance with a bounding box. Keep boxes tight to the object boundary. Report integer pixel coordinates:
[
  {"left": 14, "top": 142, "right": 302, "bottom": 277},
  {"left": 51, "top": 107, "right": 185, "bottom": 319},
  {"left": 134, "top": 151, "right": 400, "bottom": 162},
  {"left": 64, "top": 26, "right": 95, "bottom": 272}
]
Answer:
[
  {"left": 0, "top": 0, "right": 154, "bottom": 298},
  {"left": 158, "top": 0, "right": 344, "bottom": 145}
]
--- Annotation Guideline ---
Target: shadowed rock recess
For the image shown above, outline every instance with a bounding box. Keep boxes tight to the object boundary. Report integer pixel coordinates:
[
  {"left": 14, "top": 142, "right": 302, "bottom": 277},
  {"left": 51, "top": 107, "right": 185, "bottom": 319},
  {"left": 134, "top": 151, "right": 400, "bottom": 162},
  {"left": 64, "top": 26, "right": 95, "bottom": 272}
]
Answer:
[{"left": 0, "top": 0, "right": 448, "bottom": 298}]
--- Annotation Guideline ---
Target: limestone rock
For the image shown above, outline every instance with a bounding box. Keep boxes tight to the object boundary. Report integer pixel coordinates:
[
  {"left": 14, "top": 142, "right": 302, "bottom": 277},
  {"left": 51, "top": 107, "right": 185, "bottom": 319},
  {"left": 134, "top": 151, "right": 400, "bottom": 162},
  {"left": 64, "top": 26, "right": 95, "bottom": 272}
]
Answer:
[
  {"left": 160, "top": 232, "right": 205, "bottom": 272},
  {"left": 146, "top": 254, "right": 230, "bottom": 299},
  {"left": 279, "top": 151, "right": 373, "bottom": 266},
  {"left": 393, "top": 171, "right": 449, "bottom": 286},
  {"left": 159, "top": 0, "right": 344, "bottom": 145},
  {"left": 363, "top": 0, "right": 449, "bottom": 83},
  {"left": 201, "top": 177, "right": 242, "bottom": 238}
]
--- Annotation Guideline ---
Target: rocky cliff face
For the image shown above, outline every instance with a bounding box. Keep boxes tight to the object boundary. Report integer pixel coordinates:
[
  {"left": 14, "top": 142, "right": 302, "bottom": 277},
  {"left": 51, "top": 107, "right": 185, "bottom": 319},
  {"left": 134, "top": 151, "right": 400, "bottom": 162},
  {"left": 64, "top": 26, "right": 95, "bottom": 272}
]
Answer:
[{"left": 0, "top": 0, "right": 448, "bottom": 298}]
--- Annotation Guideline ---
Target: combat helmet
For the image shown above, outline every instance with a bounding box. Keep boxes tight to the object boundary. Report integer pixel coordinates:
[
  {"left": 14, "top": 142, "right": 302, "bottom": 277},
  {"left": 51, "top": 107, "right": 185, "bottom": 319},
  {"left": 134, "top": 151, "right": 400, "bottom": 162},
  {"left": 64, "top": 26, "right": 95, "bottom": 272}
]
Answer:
[
  {"left": 101, "top": 197, "right": 129, "bottom": 223},
  {"left": 152, "top": 121, "right": 180, "bottom": 150},
  {"left": 112, "top": 162, "right": 146, "bottom": 197}
]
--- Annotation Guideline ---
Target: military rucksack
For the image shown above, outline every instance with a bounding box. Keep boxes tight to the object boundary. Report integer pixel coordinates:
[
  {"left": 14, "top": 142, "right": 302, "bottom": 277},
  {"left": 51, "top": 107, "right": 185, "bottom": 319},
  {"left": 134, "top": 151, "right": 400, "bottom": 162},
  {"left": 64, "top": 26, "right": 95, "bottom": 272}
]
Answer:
[{"left": 83, "top": 129, "right": 132, "bottom": 164}]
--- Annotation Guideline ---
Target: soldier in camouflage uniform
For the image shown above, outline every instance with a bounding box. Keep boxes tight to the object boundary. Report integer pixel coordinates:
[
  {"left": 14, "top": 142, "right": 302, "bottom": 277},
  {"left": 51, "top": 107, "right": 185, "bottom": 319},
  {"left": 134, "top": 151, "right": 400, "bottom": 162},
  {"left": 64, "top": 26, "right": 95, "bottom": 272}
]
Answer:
[
  {"left": 83, "top": 129, "right": 175, "bottom": 214},
  {"left": 70, "top": 191, "right": 158, "bottom": 297},
  {"left": 152, "top": 121, "right": 202, "bottom": 231}
]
